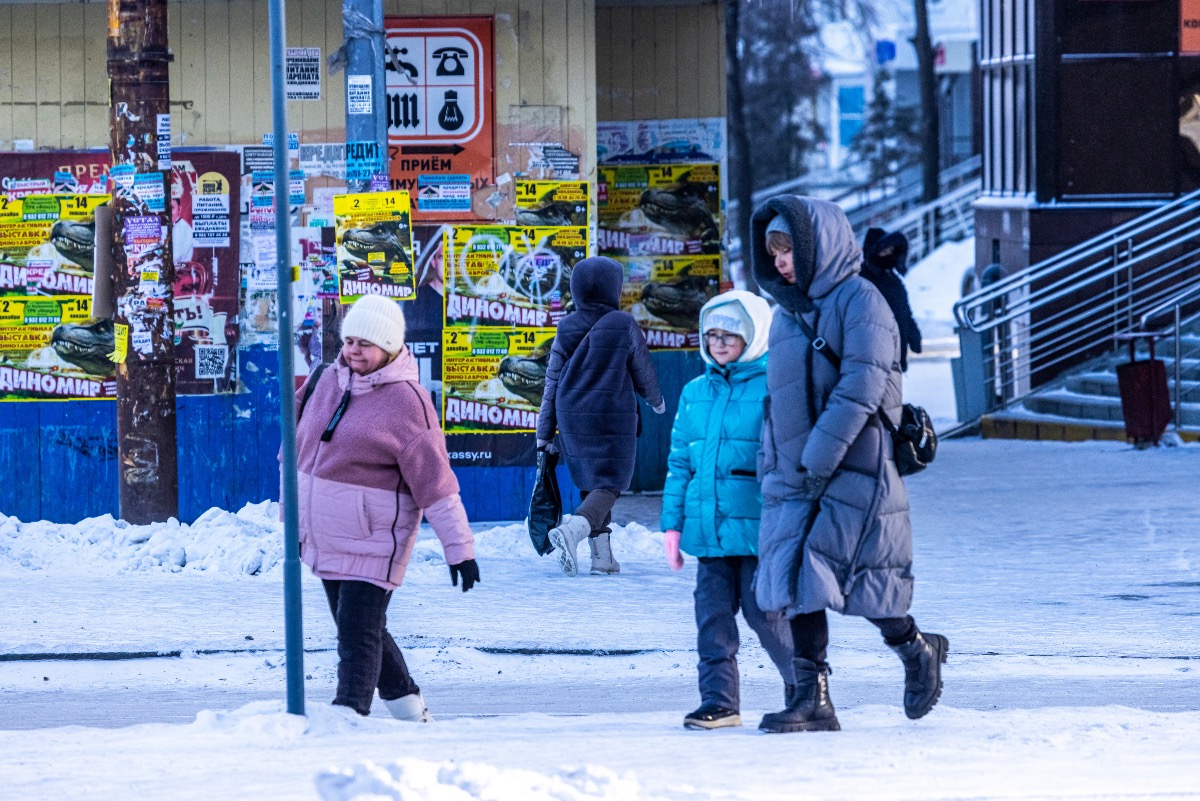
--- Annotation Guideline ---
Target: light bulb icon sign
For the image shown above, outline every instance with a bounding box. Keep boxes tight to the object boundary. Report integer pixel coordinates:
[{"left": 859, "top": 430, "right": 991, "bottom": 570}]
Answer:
[{"left": 438, "top": 90, "right": 465, "bottom": 132}]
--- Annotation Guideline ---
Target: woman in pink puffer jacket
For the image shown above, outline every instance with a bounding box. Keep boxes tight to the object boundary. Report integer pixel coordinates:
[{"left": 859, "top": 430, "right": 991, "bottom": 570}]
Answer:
[{"left": 295, "top": 294, "right": 478, "bottom": 721}]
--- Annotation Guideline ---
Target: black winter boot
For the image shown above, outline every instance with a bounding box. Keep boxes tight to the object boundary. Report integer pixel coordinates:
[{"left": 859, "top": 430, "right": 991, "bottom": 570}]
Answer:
[
  {"left": 889, "top": 631, "right": 949, "bottom": 720},
  {"left": 758, "top": 659, "right": 840, "bottom": 733}
]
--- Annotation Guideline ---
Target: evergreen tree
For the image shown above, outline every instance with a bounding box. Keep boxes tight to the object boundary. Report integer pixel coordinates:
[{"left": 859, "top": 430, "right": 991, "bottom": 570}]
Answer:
[{"left": 851, "top": 69, "right": 921, "bottom": 183}]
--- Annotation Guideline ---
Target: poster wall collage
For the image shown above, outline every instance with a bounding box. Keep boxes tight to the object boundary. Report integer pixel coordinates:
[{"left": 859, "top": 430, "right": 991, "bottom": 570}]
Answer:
[{"left": 0, "top": 17, "right": 727, "bottom": 469}]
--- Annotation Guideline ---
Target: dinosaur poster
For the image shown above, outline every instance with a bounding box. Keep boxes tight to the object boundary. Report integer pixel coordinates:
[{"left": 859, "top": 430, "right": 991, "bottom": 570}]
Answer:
[
  {"left": 441, "top": 327, "right": 554, "bottom": 434},
  {"left": 443, "top": 225, "right": 586, "bottom": 328},
  {"left": 619, "top": 255, "right": 722, "bottom": 350},
  {"left": 597, "top": 163, "right": 721, "bottom": 257},
  {"left": 0, "top": 295, "right": 116, "bottom": 400},
  {"left": 514, "top": 181, "right": 590, "bottom": 227},
  {"left": 334, "top": 191, "right": 416, "bottom": 304},
  {"left": 0, "top": 194, "right": 109, "bottom": 298}
]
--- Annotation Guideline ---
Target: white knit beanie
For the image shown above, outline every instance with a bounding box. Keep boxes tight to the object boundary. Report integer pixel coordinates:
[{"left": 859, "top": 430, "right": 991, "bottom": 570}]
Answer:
[{"left": 340, "top": 295, "right": 407, "bottom": 355}]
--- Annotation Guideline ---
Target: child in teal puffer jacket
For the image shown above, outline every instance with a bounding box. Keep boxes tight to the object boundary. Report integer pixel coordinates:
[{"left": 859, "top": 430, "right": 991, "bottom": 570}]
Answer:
[{"left": 660, "top": 290, "right": 795, "bottom": 730}]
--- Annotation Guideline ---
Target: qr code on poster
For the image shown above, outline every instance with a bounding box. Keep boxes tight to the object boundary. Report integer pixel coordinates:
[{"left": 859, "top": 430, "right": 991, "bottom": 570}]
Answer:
[{"left": 195, "top": 345, "right": 228, "bottom": 380}]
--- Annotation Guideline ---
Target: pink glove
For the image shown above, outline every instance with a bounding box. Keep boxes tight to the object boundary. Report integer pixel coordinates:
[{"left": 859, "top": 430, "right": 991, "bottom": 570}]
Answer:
[{"left": 664, "top": 529, "right": 684, "bottom": 571}]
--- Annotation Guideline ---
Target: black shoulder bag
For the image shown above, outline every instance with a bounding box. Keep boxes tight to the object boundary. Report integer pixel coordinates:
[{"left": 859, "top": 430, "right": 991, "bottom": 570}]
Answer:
[{"left": 794, "top": 316, "right": 936, "bottom": 477}]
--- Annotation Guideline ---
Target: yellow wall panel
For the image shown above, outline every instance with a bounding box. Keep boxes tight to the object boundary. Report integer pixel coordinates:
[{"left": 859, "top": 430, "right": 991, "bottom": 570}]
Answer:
[
  {"left": 226, "top": 0, "right": 258, "bottom": 143},
  {"left": 9, "top": 5, "right": 38, "bottom": 146},
  {"left": 204, "top": 0, "right": 232, "bottom": 145}
]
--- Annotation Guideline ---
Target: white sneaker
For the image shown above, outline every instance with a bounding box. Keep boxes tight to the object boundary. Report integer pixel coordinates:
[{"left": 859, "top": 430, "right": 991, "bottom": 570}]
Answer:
[
  {"left": 383, "top": 692, "right": 432, "bottom": 722},
  {"left": 547, "top": 515, "right": 592, "bottom": 577}
]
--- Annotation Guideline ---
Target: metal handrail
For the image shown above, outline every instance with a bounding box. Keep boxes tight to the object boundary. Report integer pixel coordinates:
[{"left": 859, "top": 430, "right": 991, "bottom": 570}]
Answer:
[
  {"left": 727, "top": 156, "right": 982, "bottom": 265},
  {"left": 951, "top": 188, "right": 1200, "bottom": 417},
  {"left": 954, "top": 188, "right": 1200, "bottom": 331}
]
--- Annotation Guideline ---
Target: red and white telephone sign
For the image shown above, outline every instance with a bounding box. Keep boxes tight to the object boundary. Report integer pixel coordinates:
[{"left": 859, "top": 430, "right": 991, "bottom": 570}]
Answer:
[{"left": 385, "top": 16, "right": 495, "bottom": 219}]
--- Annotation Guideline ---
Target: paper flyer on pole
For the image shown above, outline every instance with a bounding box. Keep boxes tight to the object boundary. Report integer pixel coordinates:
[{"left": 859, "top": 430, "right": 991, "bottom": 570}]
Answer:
[{"left": 334, "top": 191, "right": 416, "bottom": 303}]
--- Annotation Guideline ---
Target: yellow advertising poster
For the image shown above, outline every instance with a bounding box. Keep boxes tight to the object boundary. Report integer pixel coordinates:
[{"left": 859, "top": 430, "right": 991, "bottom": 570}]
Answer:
[
  {"left": 441, "top": 327, "right": 555, "bottom": 434},
  {"left": 515, "top": 181, "right": 590, "bottom": 227},
  {"left": 0, "top": 295, "right": 116, "bottom": 400},
  {"left": 443, "top": 226, "right": 586, "bottom": 328},
  {"left": 597, "top": 163, "right": 720, "bottom": 256},
  {"left": 334, "top": 191, "right": 416, "bottom": 303},
  {"left": 619, "top": 255, "right": 722, "bottom": 350},
  {"left": 0, "top": 194, "right": 110, "bottom": 297}
]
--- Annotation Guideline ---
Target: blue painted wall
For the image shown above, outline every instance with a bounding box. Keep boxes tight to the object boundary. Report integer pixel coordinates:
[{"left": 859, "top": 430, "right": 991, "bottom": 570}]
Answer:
[{"left": 1, "top": 347, "right": 698, "bottom": 524}]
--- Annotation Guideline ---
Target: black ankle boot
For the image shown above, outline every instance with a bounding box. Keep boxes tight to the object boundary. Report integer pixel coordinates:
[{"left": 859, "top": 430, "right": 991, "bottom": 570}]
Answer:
[
  {"left": 759, "top": 658, "right": 840, "bottom": 733},
  {"left": 889, "top": 631, "right": 949, "bottom": 720}
]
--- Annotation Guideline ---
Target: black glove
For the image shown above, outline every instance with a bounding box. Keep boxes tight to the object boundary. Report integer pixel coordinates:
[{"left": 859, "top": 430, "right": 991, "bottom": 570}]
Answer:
[
  {"left": 797, "top": 472, "right": 830, "bottom": 502},
  {"left": 449, "top": 559, "right": 480, "bottom": 592}
]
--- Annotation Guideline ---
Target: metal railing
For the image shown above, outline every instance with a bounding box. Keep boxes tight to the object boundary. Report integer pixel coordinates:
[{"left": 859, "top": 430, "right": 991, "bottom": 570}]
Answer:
[
  {"left": 727, "top": 156, "right": 982, "bottom": 268},
  {"left": 1139, "top": 285, "right": 1200, "bottom": 432},
  {"left": 952, "top": 188, "right": 1200, "bottom": 420}
]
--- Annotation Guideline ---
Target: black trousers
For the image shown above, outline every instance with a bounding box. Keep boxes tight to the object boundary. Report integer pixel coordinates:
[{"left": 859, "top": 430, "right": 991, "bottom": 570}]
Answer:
[
  {"left": 322, "top": 579, "right": 419, "bottom": 715},
  {"left": 576, "top": 489, "right": 620, "bottom": 536},
  {"left": 788, "top": 609, "right": 917, "bottom": 668}
]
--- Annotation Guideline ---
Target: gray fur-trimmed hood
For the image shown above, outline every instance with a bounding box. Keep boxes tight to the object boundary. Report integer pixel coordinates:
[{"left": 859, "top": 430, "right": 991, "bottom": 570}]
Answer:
[{"left": 751, "top": 196, "right": 863, "bottom": 314}]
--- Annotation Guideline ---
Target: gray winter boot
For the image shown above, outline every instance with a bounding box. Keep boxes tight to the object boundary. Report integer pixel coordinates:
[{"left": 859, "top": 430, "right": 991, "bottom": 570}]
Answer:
[
  {"left": 759, "top": 658, "right": 840, "bottom": 733},
  {"left": 889, "top": 631, "right": 949, "bottom": 720},
  {"left": 547, "top": 515, "right": 591, "bottom": 577},
  {"left": 588, "top": 531, "right": 621, "bottom": 575}
]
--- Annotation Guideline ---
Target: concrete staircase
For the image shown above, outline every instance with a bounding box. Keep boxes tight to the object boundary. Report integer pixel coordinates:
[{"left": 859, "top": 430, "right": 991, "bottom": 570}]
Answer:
[{"left": 980, "top": 334, "right": 1200, "bottom": 442}]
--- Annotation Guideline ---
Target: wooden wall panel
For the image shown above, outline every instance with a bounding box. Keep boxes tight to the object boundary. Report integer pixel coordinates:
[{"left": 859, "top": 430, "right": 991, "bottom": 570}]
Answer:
[
  {"left": 58, "top": 3, "right": 85, "bottom": 148},
  {"left": 0, "top": 5, "right": 13, "bottom": 148},
  {"left": 82, "top": 2, "right": 108, "bottom": 148},
  {"left": 35, "top": 4, "right": 62, "bottom": 147},
  {"left": 204, "top": 0, "right": 232, "bottom": 145},
  {"left": 226, "top": 0, "right": 257, "bottom": 143},
  {"left": 595, "top": 1, "right": 725, "bottom": 123},
  {"left": 9, "top": 4, "right": 37, "bottom": 146}
]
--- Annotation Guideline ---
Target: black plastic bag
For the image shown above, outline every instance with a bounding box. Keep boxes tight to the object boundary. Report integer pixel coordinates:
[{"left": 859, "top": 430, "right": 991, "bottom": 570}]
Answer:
[{"left": 528, "top": 449, "right": 562, "bottom": 555}]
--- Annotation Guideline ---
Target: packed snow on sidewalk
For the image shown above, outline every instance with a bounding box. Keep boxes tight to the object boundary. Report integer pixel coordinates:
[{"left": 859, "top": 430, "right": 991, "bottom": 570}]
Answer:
[{"left": 2, "top": 439, "right": 1200, "bottom": 800}]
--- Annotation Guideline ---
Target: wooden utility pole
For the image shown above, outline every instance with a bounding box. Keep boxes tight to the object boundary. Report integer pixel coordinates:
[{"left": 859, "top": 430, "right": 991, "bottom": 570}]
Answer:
[
  {"left": 913, "top": 0, "right": 941, "bottom": 204},
  {"left": 725, "top": 0, "right": 758, "bottom": 294},
  {"left": 108, "top": 0, "right": 178, "bottom": 524}
]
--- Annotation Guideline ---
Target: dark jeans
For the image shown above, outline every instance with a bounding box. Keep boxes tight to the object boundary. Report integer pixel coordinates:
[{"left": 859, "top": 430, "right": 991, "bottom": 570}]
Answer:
[
  {"left": 788, "top": 609, "right": 918, "bottom": 668},
  {"left": 576, "top": 489, "right": 620, "bottom": 537},
  {"left": 695, "top": 556, "right": 796, "bottom": 711},
  {"left": 322, "top": 579, "right": 419, "bottom": 715}
]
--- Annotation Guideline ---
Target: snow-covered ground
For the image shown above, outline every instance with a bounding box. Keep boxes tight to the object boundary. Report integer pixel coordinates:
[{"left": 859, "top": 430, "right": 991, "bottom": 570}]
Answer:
[
  {"left": 903, "top": 236, "right": 975, "bottom": 431},
  {"left": 2, "top": 439, "right": 1200, "bottom": 799}
]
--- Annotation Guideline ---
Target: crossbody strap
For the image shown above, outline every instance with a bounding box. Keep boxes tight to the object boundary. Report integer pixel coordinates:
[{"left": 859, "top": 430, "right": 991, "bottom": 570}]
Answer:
[
  {"left": 794, "top": 314, "right": 896, "bottom": 434},
  {"left": 298, "top": 362, "right": 329, "bottom": 422}
]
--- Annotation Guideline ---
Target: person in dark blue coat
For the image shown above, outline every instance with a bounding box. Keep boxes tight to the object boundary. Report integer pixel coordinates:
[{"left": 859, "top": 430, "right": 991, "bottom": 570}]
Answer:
[{"left": 537, "top": 256, "right": 666, "bottom": 577}]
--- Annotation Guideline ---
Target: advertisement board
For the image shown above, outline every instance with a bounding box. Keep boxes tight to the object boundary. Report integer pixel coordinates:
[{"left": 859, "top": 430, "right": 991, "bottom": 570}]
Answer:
[
  {"left": 385, "top": 16, "right": 495, "bottom": 220},
  {"left": 441, "top": 327, "right": 554, "bottom": 434},
  {"left": 618, "top": 254, "right": 721, "bottom": 350},
  {"left": 334, "top": 191, "right": 416, "bottom": 303},
  {"left": 443, "top": 225, "right": 586, "bottom": 329},
  {"left": 597, "top": 163, "right": 720, "bottom": 257},
  {"left": 0, "top": 294, "right": 115, "bottom": 401}
]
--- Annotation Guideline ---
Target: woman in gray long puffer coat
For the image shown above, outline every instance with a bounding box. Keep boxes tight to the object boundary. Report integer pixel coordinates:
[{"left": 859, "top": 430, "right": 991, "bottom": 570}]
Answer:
[{"left": 750, "top": 195, "right": 947, "bottom": 733}]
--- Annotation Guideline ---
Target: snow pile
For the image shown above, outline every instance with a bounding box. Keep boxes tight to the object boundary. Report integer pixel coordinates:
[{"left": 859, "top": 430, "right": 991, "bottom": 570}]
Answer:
[
  {"left": 315, "top": 760, "right": 648, "bottom": 801},
  {"left": 0, "top": 502, "right": 283, "bottom": 576},
  {"left": 0, "top": 505, "right": 668, "bottom": 576}
]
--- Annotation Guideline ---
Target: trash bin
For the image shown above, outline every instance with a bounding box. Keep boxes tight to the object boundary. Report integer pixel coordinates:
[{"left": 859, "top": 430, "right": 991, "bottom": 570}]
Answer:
[{"left": 1114, "top": 334, "right": 1172, "bottom": 447}]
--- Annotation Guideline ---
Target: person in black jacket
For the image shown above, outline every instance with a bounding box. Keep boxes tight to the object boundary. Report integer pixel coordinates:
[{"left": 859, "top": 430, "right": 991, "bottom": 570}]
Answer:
[
  {"left": 860, "top": 228, "right": 922, "bottom": 372},
  {"left": 536, "top": 257, "right": 666, "bottom": 577}
]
